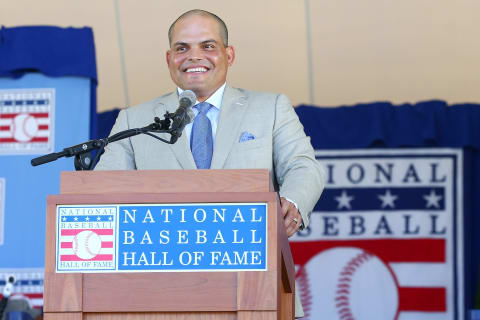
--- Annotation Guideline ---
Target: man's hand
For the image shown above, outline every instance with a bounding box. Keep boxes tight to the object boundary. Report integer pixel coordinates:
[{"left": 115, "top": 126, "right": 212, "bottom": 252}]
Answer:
[{"left": 281, "top": 197, "right": 302, "bottom": 237}]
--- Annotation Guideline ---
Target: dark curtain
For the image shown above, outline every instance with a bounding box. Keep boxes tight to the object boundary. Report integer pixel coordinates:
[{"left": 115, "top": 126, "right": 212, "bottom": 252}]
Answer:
[{"left": 0, "top": 25, "right": 98, "bottom": 139}]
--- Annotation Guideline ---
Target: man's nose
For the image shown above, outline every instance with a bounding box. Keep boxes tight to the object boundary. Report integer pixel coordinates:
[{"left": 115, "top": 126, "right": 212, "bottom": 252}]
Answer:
[{"left": 187, "top": 46, "right": 204, "bottom": 60}]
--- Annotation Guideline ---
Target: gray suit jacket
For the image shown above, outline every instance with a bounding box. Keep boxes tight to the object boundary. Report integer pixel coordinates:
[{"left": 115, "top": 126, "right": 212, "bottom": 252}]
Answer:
[
  {"left": 96, "top": 86, "right": 324, "bottom": 227},
  {"left": 95, "top": 86, "right": 324, "bottom": 318}
]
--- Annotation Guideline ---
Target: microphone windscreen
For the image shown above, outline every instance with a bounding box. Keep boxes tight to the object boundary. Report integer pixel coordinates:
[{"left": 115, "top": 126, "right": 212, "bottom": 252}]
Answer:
[{"left": 179, "top": 90, "right": 197, "bottom": 107}]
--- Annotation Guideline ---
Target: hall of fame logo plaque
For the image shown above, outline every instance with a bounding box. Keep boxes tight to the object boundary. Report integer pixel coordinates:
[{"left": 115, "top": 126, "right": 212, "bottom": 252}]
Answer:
[
  {"left": 0, "top": 89, "right": 55, "bottom": 154},
  {"left": 291, "top": 149, "right": 463, "bottom": 320},
  {"left": 56, "top": 206, "right": 117, "bottom": 272}
]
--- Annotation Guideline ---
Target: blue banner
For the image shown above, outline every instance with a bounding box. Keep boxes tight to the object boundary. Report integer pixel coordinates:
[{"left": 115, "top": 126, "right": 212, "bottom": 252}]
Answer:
[
  {"left": 55, "top": 203, "right": 267, "bottom": 272},
  {"left": 0, "top": 73, "right": 90, "bottom": 268}
]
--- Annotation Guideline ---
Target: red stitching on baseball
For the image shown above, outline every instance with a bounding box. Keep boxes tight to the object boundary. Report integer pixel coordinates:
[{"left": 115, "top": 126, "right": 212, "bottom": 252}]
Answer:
[
  {"left": 335, "top": 252, "right": 373, "bottom": 319},
  {"left": 85, "top": 231, "right": 96, "bottom": 257},
  {"left": 296, "top": 266, "right": 313, "bottom": 319},
  {"left": 338, "top": 307, "right": 351, "bottom": 314},
  {"left": 22, "top": 114, "right": 37, "bottom": 140},
  {"left": 72, "top": 234, "right": 79, "bottom": 255}
]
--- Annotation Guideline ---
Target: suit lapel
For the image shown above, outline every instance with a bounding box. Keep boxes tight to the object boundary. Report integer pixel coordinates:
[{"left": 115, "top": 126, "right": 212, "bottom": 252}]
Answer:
[
  {"left": 211, "top": 86, "right": 248, "bottom": 169},
  {"left": 154, "top": 92, "right": 196, "bottom": 169}
]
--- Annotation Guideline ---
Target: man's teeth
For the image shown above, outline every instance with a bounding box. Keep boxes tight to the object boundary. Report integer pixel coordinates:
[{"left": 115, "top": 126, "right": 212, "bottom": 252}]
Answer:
[{"left": 186, "top": 67, "right": 207, "bottom": 73}]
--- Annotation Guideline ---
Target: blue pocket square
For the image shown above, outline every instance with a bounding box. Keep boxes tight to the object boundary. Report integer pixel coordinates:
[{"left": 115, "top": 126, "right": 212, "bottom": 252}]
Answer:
[{"left": 239, "top": 131, "right": 256, "bottom": 142}]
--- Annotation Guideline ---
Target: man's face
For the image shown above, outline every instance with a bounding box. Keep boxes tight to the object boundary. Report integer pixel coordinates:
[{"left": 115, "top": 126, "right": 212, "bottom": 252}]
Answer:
[{"left": 166, "top": 15, "right": 235, "bottom": 101}]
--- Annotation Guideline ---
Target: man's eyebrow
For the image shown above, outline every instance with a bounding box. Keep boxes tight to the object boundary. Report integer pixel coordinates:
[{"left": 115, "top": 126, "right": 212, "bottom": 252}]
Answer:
[
  {"left": 200, "top": 39, "right": 218, "bottom": 44},
  {"left": 172, "top": 39, "right": 218, "bottom": 47},
  {"left": 173, "top": 41, "right": 189, "bottom": 47}
]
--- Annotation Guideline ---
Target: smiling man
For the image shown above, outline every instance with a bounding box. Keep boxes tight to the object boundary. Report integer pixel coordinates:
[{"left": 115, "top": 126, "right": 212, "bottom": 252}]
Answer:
[
  {"left": 166, "top": 11, "right": 234, "bottom": 102},
  {"left": 96, "top": 9, "right": 324, "bottom": 260}
]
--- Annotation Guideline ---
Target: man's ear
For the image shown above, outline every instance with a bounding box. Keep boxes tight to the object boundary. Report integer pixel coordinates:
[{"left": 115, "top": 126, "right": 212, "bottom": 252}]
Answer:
[
  {"left": 226, "top": 46, "right": 235, "bottom": 66},
  {"left": 166, "top": 50, "right": 171, "bottom": 67}
]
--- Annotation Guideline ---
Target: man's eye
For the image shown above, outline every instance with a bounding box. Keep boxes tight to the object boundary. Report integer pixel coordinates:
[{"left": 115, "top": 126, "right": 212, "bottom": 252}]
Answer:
[
  {"left": 204, "top": 44, "right": 215, "bottom": 49},
  {"left": 176, "top": 47, "right": 186, "bottom": 52}
]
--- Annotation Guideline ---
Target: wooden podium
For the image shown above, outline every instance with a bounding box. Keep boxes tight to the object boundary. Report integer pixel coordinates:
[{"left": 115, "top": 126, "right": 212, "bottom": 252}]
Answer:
[{"left": 43, "top": 169, "right": 296, "bottom": 320}]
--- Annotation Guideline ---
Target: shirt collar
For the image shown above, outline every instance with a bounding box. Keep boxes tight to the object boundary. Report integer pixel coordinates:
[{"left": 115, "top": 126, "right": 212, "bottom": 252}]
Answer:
[{"left": 177, "top": 83, "right": 226, "bottom": 110}]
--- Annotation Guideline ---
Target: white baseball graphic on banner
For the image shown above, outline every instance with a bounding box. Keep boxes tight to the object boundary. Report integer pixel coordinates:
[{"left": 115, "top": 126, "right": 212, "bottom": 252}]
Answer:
[
  {"left": 298, "top": 247, "right": 399, "bottom": 320},
  {"left": 72, "top": 230, "right": 102, "bottom": 259},
  {"left": 12, "top": 113, "right": 38, "bottom": 142}
]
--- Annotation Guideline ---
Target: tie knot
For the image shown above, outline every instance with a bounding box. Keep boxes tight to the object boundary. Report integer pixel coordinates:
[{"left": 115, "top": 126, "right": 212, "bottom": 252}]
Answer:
[{"left": 196, "top": 102, "right": 212, "bottom": 115}]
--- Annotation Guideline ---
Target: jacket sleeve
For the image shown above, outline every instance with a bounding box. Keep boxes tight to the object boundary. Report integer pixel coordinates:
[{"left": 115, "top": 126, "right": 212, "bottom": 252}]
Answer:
[{"left": 272, "top": 94, "right": 325, "bottom": 227}]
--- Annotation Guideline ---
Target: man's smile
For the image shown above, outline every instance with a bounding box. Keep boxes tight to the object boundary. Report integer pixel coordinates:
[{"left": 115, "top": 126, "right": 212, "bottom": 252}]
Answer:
[{"left": 184, "top": 66, "right": 210, "bottom": 73}]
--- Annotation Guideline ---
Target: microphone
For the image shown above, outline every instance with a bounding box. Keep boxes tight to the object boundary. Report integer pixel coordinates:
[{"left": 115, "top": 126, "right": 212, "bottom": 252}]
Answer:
[{"left": 170, "top": 90, "right": 196, "bottom": 143}]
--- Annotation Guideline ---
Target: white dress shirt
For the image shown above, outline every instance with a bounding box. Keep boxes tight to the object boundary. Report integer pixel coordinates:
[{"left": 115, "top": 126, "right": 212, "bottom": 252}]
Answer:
[{"left": 178, "top": 83, "right": 226, "bottom": 145}]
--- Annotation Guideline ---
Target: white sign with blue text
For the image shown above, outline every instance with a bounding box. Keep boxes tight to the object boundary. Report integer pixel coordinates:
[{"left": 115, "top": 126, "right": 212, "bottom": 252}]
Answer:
[{"left": 55, "top": 203, "right": 268, "bottom": 273}]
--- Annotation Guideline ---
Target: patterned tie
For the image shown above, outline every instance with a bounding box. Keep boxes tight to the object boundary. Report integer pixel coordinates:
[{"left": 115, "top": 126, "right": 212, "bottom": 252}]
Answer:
[{"left": 191, "top": 102, "right": 213, "bottom": 169}]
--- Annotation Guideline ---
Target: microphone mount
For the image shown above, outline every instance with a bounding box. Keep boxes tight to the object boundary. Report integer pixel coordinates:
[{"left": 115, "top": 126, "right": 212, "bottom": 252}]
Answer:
[{"left": 31, "top": 111, "right": 181, "bottom": 171}]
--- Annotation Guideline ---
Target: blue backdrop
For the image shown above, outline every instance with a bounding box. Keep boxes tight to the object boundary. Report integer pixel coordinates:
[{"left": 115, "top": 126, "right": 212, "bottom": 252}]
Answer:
[{"left": 0, "top": 26, "right": 97, "bottom": 269}]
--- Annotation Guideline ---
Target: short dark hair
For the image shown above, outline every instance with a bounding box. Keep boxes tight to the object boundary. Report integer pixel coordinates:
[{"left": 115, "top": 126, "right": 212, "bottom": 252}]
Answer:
[{"left": 168, "top": 9, "right": 229, "bottom": 47}]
